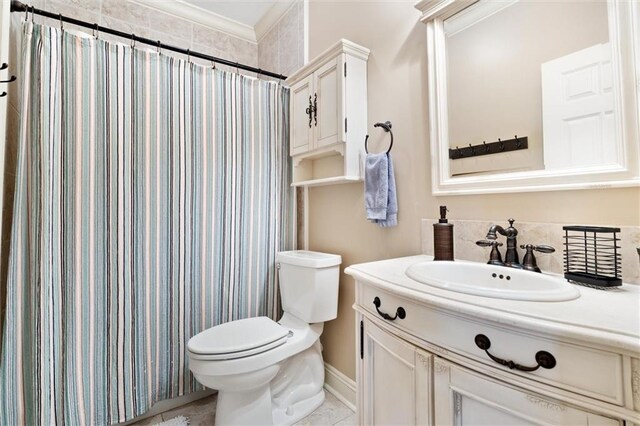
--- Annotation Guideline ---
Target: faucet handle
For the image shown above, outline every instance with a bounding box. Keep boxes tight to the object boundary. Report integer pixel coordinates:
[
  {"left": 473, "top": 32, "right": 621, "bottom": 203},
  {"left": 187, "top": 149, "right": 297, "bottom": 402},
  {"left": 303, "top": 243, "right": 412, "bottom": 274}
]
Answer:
[
  {"left": 520, "top": 244, "right": 555, "bottom": 254},
  {"left": 520, "top": 244, "right": 555, "bottom": 273},
  {"left": 476, "top": 240, "right": 503, "bottom": 247},
  {"left": 477, "top": 240, "right": 504, "bottom": 265}
]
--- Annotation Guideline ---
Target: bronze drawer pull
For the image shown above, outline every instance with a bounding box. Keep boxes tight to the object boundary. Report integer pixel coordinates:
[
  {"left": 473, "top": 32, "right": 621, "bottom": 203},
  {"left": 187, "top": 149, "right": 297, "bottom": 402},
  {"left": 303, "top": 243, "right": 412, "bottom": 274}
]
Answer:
[
  {"left": 373, "top": 296, "right": 406, "bottom": 321},
  {"left": 474, "top": 334, "right": 556, "bottom": 371}
]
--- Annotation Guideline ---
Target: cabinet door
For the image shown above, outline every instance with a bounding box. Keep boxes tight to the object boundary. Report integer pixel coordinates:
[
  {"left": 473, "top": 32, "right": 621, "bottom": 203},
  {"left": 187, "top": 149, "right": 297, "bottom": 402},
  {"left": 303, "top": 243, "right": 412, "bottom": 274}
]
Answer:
[
  {"left": 433, "top": 358, "right": 621, "bottom": 426},
  {"left": 313, "top": 56, "right": 344, "bottom": 149},
  {"left": 290, "top": 75, "right": 314, "bottom": 156},
  {"left": 360, "top": 318, "right": 432, "bottom": 425}
]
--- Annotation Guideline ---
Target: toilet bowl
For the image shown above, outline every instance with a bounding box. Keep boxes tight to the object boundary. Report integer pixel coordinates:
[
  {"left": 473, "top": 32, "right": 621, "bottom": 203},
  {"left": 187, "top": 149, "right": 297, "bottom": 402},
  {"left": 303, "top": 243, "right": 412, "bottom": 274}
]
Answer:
[{"left": 187, "top": 250, "right": 341, "bottom": 426}]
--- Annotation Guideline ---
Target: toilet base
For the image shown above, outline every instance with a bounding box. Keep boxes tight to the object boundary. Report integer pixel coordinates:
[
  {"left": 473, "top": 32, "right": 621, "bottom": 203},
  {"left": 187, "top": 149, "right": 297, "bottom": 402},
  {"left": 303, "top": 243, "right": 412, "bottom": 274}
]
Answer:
[
  {"left": 214, "top": 364, "right": 281, "bottom": 425},
  {"left": 272, "top": 389, "right": 325, "bottom": 426}
]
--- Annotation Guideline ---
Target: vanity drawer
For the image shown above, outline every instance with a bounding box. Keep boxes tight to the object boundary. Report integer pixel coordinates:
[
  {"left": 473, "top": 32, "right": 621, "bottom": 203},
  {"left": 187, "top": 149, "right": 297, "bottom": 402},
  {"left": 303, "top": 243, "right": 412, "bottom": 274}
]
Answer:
[{"left": 359, "top": 284, "right": 625, "bottom": 406}]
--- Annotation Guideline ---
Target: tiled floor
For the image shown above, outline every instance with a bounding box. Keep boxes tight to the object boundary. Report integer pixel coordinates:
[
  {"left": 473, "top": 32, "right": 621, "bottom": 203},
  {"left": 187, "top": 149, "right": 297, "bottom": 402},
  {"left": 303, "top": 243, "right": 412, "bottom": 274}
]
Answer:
[{"left": 131, "top": 391, "right": 356, "bottom": 426}]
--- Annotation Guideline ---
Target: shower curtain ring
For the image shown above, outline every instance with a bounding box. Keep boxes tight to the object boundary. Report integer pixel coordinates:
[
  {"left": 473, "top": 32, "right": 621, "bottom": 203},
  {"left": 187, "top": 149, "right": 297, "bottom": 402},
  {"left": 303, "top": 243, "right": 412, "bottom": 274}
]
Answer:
[
  {"left": 211, "top": 60, "right": 216, "bottom": 70},
  {"left": 30, "top": 6, "right": 35, "bottom": 22},
  {"left": 157, "top": 40, "right": 161, "bottom": 55},
  {"left": 93, "top": 23, "right": 99, "bottom": 39},
  {"left": 131, "top": 33, "right": 135, "bottom": 48},
  {"left": 236, "top": 62, "right": 239, "bottom": 74},
  {"left": 59, "top": 13, "right": 63, "bottom": 30},
  {"left": 187, "top": 49, "right": 191, "bottom": 63}
]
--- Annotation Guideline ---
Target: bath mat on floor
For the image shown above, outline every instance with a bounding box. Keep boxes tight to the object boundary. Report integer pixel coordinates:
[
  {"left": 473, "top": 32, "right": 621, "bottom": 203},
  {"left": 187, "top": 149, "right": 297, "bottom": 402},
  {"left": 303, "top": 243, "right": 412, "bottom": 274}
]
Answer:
[{"left": 153, "top": 416, "right": 189, "bottom": 426}]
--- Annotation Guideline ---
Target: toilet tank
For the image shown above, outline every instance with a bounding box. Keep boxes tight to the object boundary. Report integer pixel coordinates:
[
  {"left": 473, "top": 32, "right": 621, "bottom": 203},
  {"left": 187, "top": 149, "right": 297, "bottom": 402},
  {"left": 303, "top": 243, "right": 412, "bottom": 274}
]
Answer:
[{"left": 276, "top": 250, "right": 342, "bottom": 323}]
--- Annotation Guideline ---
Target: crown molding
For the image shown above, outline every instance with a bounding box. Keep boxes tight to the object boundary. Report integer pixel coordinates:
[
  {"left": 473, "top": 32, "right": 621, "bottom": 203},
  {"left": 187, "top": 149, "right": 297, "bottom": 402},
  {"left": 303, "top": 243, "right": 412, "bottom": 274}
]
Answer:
[
  {"left": 255, "top": 1, "right": 296, "bottom": 42},
  {"left": 286, "top": 39, "right": 370, "bottom": 86},
  {"left": 129, "top": 0, "right": 257, "bottom": 43}
]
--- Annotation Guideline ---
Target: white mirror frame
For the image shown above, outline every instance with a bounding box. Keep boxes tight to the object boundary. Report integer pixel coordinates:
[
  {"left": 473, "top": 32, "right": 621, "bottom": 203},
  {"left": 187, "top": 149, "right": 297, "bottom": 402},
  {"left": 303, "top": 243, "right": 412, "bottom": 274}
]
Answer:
[{"left": 415, "top": 0, "right": 640, "bottom": 195}]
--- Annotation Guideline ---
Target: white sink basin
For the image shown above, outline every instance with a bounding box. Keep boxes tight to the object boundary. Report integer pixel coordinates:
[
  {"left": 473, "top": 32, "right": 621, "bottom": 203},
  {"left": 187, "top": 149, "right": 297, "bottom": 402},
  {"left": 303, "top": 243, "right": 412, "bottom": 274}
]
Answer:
[{"left": 405, "top": 261, "right": 580, "bottom": 302}]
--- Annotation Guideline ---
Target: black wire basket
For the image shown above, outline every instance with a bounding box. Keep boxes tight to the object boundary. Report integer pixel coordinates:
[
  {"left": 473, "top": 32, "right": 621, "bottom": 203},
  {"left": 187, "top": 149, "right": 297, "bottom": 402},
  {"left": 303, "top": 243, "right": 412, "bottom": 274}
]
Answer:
[{"left": 563, "top": 226, "right": 622, "bottom": 288}]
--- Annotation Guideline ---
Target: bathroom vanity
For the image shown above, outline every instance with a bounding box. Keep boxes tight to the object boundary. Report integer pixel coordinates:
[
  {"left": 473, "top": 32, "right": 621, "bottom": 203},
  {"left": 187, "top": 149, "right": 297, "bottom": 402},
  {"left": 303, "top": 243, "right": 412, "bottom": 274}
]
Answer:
[{"left": 345, "top": 256, "right": 640, "bottom": 425}]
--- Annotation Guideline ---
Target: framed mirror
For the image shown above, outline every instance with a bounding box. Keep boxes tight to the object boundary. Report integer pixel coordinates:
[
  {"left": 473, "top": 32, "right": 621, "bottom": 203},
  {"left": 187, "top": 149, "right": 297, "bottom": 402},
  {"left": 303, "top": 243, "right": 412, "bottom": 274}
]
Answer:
[{"left": 416, "top": 0, "right": 640, "bottom": 195}]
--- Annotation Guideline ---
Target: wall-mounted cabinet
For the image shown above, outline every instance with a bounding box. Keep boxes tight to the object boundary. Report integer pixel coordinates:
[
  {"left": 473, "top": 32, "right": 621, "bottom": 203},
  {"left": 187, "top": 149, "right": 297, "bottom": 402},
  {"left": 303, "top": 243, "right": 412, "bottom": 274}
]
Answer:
[{"left": 286, "top": 39, "right": 369, "bottom": 187}]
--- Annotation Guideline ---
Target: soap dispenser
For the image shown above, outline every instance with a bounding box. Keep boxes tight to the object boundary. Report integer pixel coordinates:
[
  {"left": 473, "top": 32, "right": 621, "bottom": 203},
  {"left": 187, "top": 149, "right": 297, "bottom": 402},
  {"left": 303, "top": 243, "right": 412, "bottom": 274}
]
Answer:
[{"left": 433, "top": 206, "right": 454, "bottom": 261}]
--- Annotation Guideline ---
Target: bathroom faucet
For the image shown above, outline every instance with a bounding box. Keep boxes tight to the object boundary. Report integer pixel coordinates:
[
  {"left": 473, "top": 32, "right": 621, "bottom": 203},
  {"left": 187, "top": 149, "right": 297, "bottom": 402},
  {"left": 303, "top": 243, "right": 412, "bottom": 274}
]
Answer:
[{"left": 481, "top": 218, "right": 522, "bottom": 268}]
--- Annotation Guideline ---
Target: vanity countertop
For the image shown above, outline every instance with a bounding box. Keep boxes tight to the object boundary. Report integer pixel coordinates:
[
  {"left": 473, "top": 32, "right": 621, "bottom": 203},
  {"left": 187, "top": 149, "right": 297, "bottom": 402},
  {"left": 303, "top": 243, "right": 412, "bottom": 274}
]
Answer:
[{"left": 345, "top": 255, "right": 640, "bottom": 354}]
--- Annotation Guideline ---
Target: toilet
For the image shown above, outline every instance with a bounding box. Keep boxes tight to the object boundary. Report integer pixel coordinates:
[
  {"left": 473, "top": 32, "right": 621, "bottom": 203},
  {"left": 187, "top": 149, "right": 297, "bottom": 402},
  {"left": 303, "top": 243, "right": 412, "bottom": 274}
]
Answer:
[{"left": 187, "top": 250, "right": 342, "bottom": 426}]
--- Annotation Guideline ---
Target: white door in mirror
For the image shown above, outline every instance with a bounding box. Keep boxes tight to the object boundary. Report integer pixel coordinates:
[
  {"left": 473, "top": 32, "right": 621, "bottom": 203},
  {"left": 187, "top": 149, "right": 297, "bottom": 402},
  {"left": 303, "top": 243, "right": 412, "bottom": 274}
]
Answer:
[{"left": 542, "top": 42, "right": 616, "bottom": 170}]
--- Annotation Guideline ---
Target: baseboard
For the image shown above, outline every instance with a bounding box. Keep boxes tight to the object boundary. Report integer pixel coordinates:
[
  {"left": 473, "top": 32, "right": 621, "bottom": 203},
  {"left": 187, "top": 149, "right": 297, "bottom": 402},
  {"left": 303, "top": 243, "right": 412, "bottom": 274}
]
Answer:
[
  {"left": 120, "top": 389, "right": 216, "bottom": 425},
  {"left": 324, "top": 362, "right": 356, "bottom": 412}
]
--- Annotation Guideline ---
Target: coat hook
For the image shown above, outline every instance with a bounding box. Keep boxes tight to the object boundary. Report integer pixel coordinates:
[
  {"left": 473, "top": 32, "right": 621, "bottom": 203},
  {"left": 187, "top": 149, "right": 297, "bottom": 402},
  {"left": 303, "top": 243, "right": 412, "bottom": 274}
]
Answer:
[
  {"left": 456, "top": 146, "right": 464, "bottom": 157},
  {"left": 0, "top": 63, "right": 7, "bottom": 71},
  {"left": 0, "top": 76, "right": 16, "bottom": 84},
  {"left": 483, "top": 141, "right": 489, "bottom": 153},
  {"left": 468, "top": 143, "right": 475, "bottom": 155},
  {"left": 498, "top": 138, "right": 504, "bottom": 151},
  {"left": 515, "top": 135, "right": 521, "bottom": 148},
  {"left": 0, "top": 92, "right": 6, "bottom": 97}
]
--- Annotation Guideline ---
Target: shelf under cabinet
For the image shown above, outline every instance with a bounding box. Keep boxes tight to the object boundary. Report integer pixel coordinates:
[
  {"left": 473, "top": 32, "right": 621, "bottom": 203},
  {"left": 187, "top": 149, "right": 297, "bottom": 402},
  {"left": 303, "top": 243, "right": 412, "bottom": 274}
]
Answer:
[{"left": 291, "top": 176, "right": 363, "bottom": 187}]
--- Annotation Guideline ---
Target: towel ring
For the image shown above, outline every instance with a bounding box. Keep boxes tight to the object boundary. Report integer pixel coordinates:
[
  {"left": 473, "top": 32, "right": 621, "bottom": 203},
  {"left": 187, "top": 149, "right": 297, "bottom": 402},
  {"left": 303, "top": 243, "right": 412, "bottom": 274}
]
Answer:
[{"left": 365, "top": 121, "right": 394, "bottom": 154}]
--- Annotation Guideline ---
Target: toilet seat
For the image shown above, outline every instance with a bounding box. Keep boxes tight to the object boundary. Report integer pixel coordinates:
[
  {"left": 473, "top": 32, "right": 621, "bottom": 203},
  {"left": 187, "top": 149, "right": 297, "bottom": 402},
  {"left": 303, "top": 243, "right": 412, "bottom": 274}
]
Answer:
[{"left": 188, "top": 317, "right": 290, "bottom": 361}]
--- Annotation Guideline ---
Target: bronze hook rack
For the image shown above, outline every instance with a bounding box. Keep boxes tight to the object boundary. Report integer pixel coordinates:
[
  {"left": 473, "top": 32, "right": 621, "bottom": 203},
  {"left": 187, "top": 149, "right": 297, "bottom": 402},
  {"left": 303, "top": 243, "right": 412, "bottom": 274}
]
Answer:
[
  {"left": 449, "top": 135, "right": 528, "bottom": 160},
  {"left": 0, "top": 63, "right": 16, "bottom": 98}
]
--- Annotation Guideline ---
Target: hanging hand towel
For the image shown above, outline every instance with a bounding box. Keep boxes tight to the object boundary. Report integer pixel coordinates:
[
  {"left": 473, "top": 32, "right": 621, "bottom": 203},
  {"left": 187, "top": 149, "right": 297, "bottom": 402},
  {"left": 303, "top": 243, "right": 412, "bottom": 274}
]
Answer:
[{"left": 364, "top": 152, "right": 398, "bottom": 227}]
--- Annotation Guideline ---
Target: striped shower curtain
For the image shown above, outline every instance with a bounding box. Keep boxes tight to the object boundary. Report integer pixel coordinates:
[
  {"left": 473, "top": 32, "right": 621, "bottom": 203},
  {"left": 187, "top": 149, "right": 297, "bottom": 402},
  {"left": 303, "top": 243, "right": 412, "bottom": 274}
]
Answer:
[{"left": 0, "top": 22, "right": 292, "bottom": 425}]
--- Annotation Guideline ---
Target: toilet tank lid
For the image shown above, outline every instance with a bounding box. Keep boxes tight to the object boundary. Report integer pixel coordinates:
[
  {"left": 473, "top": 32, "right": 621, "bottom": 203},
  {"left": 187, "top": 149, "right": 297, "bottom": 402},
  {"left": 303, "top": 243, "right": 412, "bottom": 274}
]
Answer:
[{"left": 276, "top": 250, "right": 342, "bottom": 268}]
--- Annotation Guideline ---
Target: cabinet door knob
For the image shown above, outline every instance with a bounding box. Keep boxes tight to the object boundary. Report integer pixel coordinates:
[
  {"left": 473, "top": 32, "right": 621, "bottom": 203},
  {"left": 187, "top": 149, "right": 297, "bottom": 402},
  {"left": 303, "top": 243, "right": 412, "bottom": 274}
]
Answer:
[
  {"left": 373, "top": 296, "right": 406, "bottom": 321},
  {"left": 474, "top": 334, "right": 556, "bottom": 372}
]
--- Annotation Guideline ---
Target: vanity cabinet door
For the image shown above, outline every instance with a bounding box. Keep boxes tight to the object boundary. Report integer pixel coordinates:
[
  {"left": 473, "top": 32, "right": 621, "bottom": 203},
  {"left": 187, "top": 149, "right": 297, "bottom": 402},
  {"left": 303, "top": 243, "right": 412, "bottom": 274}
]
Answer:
[
  {"left": 360, "top": 318, "right": 432, "bottom": 426},
  {"left": 433, "top": 357, "right": 621, "bottom": 426}
]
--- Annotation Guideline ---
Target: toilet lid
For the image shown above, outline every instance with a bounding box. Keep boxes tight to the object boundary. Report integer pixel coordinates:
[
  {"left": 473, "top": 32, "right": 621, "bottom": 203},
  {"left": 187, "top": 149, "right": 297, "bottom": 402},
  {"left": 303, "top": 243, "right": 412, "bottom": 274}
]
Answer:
[{"left": 187, "top": 317, "right": 290, "bottom": 359}]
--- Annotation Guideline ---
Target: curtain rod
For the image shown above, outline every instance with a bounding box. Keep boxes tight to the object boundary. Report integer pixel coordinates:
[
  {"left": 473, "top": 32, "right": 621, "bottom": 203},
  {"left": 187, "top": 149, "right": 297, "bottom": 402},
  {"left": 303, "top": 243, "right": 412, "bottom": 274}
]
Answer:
[{"left": 9, "top": 0, "right": 288, "bottom": 80}]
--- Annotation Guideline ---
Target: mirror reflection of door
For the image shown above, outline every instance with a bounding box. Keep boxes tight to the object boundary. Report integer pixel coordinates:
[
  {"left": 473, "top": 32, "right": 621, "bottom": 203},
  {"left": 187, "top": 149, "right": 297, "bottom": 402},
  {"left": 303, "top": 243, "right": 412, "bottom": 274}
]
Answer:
[
  {"left": 445, "top": 0, "right": 609, "bottom": 177},
  {"left": 541, "top": 42, "right": 617, "bottom": 170}
]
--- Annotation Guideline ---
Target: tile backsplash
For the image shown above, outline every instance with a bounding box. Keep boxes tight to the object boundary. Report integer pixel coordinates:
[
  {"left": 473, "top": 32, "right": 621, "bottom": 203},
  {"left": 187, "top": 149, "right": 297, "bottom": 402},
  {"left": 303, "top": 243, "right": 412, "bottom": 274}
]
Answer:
[{"left": 421, "top": 219, "right": 640, "bottom": 285}]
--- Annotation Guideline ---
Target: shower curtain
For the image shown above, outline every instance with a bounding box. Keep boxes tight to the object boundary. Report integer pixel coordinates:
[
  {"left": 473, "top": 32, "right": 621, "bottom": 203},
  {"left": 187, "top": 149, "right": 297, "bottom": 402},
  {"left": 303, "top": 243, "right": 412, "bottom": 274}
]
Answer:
[{"left": 0, "top": 22, "right": 292, "bottom": 425}]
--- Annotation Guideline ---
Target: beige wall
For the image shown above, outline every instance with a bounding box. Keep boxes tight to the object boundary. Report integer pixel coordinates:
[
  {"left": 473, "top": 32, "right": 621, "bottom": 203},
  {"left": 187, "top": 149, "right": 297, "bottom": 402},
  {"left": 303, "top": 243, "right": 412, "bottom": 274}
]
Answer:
[{"left": 307, "top": 1, "right": 640, "bottom": 382}]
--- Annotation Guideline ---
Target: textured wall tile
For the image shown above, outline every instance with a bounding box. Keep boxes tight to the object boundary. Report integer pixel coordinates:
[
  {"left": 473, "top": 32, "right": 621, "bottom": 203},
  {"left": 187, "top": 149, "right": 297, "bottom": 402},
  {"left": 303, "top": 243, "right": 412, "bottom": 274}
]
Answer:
[
  {"left": 230, "top": 37, "right": 258, "bottom": 68},
  {"left": 151, "top": 10, "right": 193, "bottom": 46},
  {"left": 48, "top": 0, "right": 100, "bottom": 26},
  {"left": 102, "top": 0, "right": 150, "bottom": 28},
  {"left": 258, "top": 24, "right": 279, "bottom": 73},
  {"left": 421, "top": 218, "right": 640, "bottom": 285},
  {"left": 620, "top": 226, "right": 640, "bottom": 284},
  {"left": 278, "top": 4, "right": 300, "bottom": 75}
]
